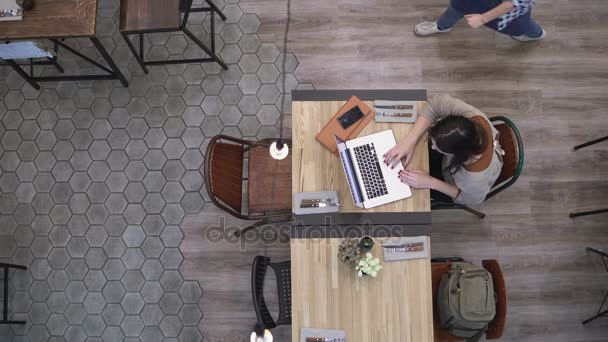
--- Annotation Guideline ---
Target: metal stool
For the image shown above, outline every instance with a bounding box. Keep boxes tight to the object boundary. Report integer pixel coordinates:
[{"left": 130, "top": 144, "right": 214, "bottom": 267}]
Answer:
[
  {"left": 0, "top": 263, "right": 27, "bottom": 325},
  {"left": 570, "top": 136, "right": 608, "bottom": 218},
  {"left": 582, "top": 248, "right": 608, "bottom": 325},
  {"left": 119, "top": 0, "right": 228, "bottom": 74}
]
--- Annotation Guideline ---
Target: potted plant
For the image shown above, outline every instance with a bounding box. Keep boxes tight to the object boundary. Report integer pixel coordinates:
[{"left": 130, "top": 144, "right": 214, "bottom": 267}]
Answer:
[
  {"left": 358, "top": 236, "right": 374, "bottom": 252},
  {"left": 337, "top": 238, "right": 362, "bottom": 266},
  {"left": 355, "top": 252, "right": 383, "bottom": 278}
]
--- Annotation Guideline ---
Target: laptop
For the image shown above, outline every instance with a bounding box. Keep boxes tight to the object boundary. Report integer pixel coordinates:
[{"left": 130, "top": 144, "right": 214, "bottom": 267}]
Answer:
[{"left": 335, "top": 130, "right": 412, "bottom": 209}]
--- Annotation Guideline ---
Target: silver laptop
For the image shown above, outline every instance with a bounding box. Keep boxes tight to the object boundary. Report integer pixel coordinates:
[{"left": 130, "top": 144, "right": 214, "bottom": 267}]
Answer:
[{"left": 335, "top": 130, "right": 412, "bottom": 209}]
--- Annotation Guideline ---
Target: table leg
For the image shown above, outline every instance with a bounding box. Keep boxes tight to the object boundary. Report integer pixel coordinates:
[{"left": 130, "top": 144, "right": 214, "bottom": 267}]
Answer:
[
  {"left": 121, "top": 32, "right": 149, "bottom": 74},
  {"left": 3, "top": 267, "right": 7, "bottom": 321},
  {"left": 49, "top": 56, "right": 64, "bottom": 73},
  {"left": 204, "top": 0, "right": 227, "bottom": 21},
  {"left": 6, "top": 59, "right": 40, "bottom": 90},
  {"left": 183, "top": 28, "right": 228, "bottom": 70},
  {"left": 90, "top": 37, "right": 129, "bottom": 87}
]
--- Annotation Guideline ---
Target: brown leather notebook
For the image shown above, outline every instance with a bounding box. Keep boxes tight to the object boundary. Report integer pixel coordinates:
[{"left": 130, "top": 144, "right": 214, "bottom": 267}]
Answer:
[{"left": 315, "top": 96, "right": 374, "bottom": 153}]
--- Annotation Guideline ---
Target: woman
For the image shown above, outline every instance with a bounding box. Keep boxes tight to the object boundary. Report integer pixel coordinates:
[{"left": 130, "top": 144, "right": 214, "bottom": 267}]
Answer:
[
  {"left": 384, "top": 95, "right": 503, "bottom": 206},
  {"left": 415, "top": 0, "right": 545, "bottom": 41}
]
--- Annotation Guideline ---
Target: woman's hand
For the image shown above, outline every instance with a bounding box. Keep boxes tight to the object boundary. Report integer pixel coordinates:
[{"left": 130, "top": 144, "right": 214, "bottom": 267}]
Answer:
[
  {"left": 398, "top": 170, "right": 437, "bottom": 189},
  {"left": 465, "top": 14, "right": 486, "bottom": 28},
  {"left": 383, "top": 142, "right": 415, "bottom": 169}
]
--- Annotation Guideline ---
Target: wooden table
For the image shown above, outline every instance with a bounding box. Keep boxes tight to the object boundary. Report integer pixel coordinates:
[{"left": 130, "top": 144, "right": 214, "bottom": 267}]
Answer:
[
  {"left": 292, "top": 89, "right": 431, "bottom": 227},
  {"left": 0, "top": 0, "right": 127, "bottom": 89},
  {"left": 290, "top": 237, "right": 434, "bottom": 342}
]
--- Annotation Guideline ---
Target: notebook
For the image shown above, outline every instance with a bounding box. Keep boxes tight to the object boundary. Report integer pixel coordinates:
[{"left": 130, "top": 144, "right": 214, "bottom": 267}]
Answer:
[{"left": 315, "top": 96, "right": 374, "bottom": 154}]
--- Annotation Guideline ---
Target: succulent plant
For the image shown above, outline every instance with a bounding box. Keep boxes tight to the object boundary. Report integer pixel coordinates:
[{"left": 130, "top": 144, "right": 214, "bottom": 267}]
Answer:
[
  {"left": 337, "top": 238, "right": 362, "bottom": 265},
  {"left": 355, "top": 252, "right": 383, "bottom": 278}
]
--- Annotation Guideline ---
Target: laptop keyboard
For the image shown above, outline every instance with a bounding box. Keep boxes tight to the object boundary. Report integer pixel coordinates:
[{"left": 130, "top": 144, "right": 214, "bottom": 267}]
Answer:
[{"left": 353, "top": 143, "right": 388, "bottom": 199}]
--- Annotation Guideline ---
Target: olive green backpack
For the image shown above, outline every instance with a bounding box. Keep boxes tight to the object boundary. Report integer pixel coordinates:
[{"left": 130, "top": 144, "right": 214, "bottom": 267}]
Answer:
[{"left": 437, "top": 262, "right": 496, "bottom": 342}]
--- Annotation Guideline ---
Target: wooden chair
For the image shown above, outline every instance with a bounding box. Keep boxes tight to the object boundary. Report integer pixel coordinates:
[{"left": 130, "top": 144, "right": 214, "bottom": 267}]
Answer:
[
  {"left": 204, "top": 135, "right": 292, "bottom": 237},
  {"left": 431, "top": 259, "right": 508, "bottom": 341},
  {"left": 119, "top": 0, "right": 227, "bottom": 74},
  {"left": 251, "top": 256, "right": 292, "bottom": 328},
  {"left": 432, "top": 116, "right": 524, "bottom": 218}
]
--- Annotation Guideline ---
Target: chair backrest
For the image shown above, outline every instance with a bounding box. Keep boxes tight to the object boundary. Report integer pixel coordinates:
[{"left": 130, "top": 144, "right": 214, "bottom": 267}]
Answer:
[
  {"left": 487, "top": 116, "right": 524, "bottom": 201},
  {"left": 204, "top": 135, "right": 245, "bottom": 215},
  {"left": 482, "top": 259, "right": 507, "bottom": 339},
  {"left": 251, "top": 256, "right": 278, "bottom": 329},
  {"left": 269, "top": 260, "right": 292, "bottom": 325},
  {"left": 251, "top": 256, "right": 292, "bottom": 329}
]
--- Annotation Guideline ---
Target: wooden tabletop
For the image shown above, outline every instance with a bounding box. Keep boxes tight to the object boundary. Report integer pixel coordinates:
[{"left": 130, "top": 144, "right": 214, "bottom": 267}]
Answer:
[
  {"left": 0, "top": 0, "right": 97, "bottom": 40},
  {"left": 292, "top": 90, "right": 430, "bottom": 216},
  {"left": 290, "top": 236, "right": 434, "bottom": 342}
]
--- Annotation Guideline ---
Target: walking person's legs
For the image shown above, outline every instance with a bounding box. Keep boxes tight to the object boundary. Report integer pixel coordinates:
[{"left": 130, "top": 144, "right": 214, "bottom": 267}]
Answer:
[
  {"left": 415, "top": 4, "right": 465, "bottom": 36},
  {"left": 487, "top": 11, "right": 546, "bottom": 41},
  {"left": 509, "top": 13, "right": 545, "bottom": 41},
  {"left": 437, "top": 5, "right": 466, "bottom": 30}
]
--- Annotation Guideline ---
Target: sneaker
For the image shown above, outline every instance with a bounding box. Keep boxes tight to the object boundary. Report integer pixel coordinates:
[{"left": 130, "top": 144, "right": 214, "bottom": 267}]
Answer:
[
  {"left": 414, "top": 21, "right": 452, "bottom": 36},
  {"left": 511, "top": 29, "right": 546, "bottom": 41}
]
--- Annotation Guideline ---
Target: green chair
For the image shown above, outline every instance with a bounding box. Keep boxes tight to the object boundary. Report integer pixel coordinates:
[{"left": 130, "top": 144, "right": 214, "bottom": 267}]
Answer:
[{"left": 431, "top": 116, "right": 524, "bottom": 218}]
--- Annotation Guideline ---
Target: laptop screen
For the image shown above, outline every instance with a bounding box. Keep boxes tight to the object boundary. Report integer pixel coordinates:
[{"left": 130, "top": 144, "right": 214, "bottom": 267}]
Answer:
[{"left": 335, "top": 137, "right": 363, "bottom": 204}]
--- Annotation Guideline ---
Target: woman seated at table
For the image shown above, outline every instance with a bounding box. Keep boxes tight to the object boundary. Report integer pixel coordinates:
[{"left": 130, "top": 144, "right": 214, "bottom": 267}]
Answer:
[{"left": 383, "top": 94, "right": 503, "bottom": 206}]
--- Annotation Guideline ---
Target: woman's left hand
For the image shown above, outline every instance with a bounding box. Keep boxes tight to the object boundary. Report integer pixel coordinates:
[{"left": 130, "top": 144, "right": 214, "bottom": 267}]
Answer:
[
  {"left": 465, "top": 14, "right": 486, "bottom": 28},
  {"left": 398, "top": 170, "right": 436, "bottom": 189}
]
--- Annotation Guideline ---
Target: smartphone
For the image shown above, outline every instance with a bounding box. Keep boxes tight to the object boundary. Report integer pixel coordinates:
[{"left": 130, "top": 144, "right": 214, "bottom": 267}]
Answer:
[{"left": 337, "top": 106, "right": 365, "bottom": 129}]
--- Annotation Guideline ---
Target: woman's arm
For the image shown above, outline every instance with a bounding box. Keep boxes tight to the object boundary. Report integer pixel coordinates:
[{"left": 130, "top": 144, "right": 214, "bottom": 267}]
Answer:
[
  {"left": 383, "top": 115, "right": 432, "bottom": 168},
  {"left": 406, "top": 93, "right": 479, "bottom": 143},
  {"left": 401, "top": 115, "right": 432, "bottom": 149},
  {"left": 398, "top": 170, "right": 461, "bottom": 199},
  {"left": 465, "top": 1, "right": 514, "bottom": 28},
  {"left": 482, "top": 1, "right": 514, "bottom": 22},
  {"left": 385, "top": 94, "right": 477, "bottom": 168},
  {"left": 431, "top": 178, "right": 461, "bottom": 199}
]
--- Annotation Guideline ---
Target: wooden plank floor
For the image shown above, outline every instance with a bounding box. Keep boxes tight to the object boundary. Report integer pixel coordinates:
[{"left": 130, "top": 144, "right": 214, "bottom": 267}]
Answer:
[{"left": 182, "top": 0, "right": 608, "bottom": 340}]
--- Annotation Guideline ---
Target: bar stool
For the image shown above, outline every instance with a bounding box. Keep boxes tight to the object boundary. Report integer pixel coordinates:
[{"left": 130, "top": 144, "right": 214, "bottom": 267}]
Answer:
[
  {"left": 582, "top": 247, "right": 608, "bottom": 325},
  {"left": 119, "top": 0, "right": 228, "bottom": 74},
  {"left": 569, "top": 136, "right": 608, "bottom": 219},
  {"left": 0, "top": 263, "right": 27, "bottom": 325}
]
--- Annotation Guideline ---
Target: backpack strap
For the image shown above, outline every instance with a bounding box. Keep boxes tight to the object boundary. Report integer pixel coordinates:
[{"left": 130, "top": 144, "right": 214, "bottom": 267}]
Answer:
[{"left": 465, "top": 326, "right": 487, "bottom": 342}]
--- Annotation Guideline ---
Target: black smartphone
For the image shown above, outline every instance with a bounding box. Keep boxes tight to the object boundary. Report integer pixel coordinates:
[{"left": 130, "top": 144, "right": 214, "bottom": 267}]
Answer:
[{"left": 337, "top": 106, "right": 365, "bottom": 129}]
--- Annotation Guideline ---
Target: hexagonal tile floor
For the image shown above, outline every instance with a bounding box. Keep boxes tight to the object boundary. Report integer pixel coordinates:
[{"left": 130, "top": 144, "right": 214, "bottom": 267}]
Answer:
[{"left": 0, "top": 0, "right": 313, "bottom": 341}]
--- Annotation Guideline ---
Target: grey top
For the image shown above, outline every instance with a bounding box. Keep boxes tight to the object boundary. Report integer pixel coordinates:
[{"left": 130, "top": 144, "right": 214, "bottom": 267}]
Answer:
[{"left": 420, "top": 95, "right": 503, "bottom": 206}]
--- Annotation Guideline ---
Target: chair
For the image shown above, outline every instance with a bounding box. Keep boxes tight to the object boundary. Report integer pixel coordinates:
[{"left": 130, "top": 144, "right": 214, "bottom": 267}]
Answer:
[
  {"left": 204, "top": 135, "right": 292, "bottom": 237},
  {"left": 431, "top": 258, "right": 507, "bottom": 341},
  {"left": 119, "top": 0, "right": 227, "bottom": 74},
  {"left": 0, "top": 263, "right": 28, "bottom": 325},
  {"left": 569, "top": 136, "right": 608, "bottom": 218},
  {"left": 432, "top": 116, "right": 524, "bottom": 218},
  {"left": 251, "top": 256, "right": 292, "bottom": 328},
  {"left": 582, "top": 247, "right": 608, "bottom": 325}
]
